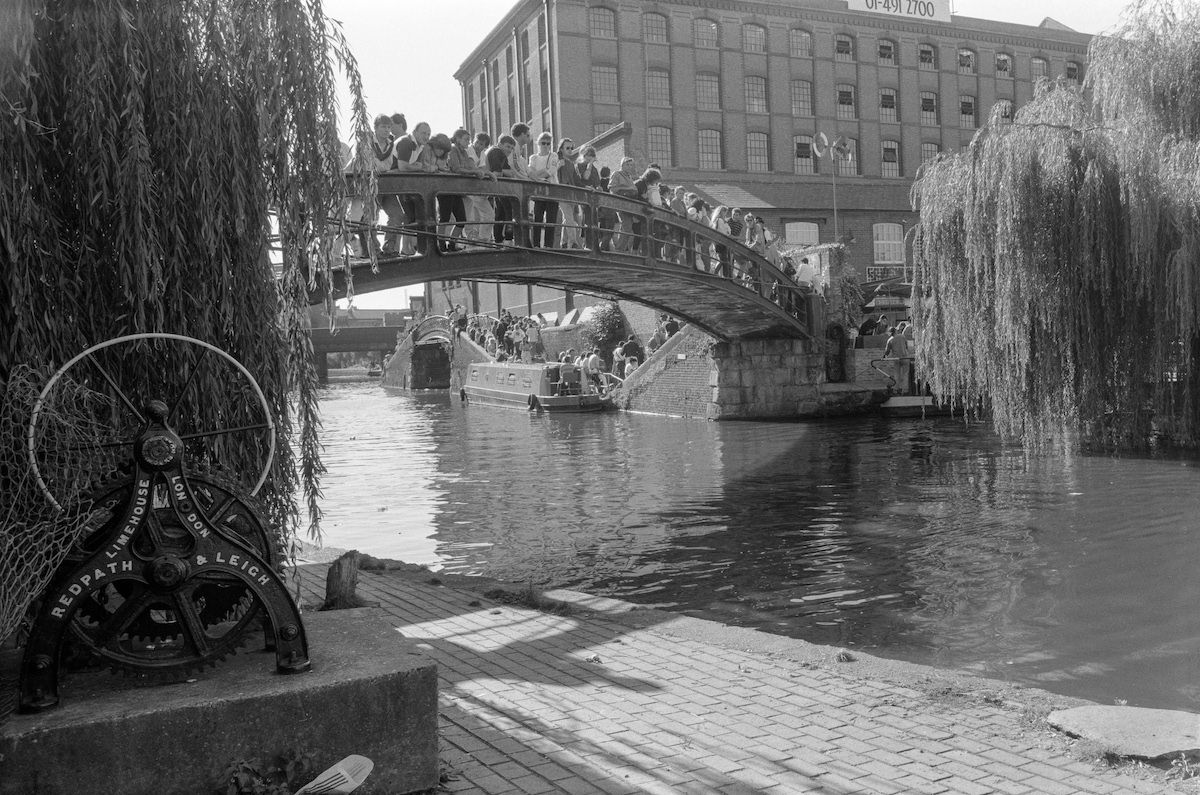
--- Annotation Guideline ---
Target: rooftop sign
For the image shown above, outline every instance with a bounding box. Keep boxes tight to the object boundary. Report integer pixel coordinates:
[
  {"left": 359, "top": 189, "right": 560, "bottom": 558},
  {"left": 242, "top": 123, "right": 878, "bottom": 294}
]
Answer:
[{"left": 846, "top": 0, "right": 952, "bottom": 23}]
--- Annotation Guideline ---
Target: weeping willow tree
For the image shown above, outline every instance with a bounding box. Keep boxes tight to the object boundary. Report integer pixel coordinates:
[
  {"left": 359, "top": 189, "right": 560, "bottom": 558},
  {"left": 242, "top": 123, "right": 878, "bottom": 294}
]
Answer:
[
  {"left": 911, "top": 0, "right": 1200, "bottom": 452},
  {"left": 0, "top": 0, "right": 375, "bottom": 552}
]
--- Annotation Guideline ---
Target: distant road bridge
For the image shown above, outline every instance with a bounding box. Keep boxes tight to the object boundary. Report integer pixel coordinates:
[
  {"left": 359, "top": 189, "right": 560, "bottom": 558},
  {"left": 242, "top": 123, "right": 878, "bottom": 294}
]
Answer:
[
  {"left": 309, "top": 325, "right": 406, "bottom": 356},
  {"left": 318, "top": 174, "right": 812, "bottom": 342}
]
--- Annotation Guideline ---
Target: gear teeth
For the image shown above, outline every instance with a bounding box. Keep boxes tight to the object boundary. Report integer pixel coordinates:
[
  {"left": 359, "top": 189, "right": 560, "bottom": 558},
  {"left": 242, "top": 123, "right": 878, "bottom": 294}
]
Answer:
[{"left": 54, "top": 472, "right": 274, "bottom": 682}]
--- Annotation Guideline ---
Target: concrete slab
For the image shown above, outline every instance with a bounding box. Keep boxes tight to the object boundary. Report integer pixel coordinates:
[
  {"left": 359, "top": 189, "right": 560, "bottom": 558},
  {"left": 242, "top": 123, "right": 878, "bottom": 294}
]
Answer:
[
  {"left": 1048, "top": 705, "right": 1200, "bottom": 760},
  {"left": 0, "top": 608, "right": 438, "bottom": 794}
]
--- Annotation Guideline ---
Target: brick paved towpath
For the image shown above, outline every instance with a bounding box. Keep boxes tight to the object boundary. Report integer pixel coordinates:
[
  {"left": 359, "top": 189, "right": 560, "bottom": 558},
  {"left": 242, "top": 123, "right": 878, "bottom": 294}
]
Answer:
[{"left": 296, "top": 564, "right": 1193, "bottom": 794}]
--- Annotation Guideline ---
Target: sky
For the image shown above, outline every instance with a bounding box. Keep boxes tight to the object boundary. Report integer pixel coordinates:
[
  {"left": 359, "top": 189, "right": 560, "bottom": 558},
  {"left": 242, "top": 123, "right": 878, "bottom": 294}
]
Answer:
[{"left": 324, "top": 0, "right": 1130, "bottom": 310}]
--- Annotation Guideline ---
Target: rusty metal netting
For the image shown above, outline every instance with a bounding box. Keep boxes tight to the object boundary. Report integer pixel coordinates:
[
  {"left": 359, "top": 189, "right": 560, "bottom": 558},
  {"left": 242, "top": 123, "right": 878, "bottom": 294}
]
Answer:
[{"left": 0, "top": 366, "right": 114, "bottom": 645}]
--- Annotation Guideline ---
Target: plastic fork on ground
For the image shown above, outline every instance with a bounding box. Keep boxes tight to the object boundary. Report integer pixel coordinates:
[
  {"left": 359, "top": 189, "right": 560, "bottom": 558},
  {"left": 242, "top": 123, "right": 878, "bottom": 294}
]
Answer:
[{"left": 295, "top": 754, "right": 374, "bottom": 794}]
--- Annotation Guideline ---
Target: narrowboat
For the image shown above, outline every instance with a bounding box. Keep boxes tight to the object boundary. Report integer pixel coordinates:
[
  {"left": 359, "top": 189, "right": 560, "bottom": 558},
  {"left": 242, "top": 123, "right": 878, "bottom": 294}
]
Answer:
[
  {"left": 462, "top": 360, "right": 617, "bottom": 413},
  {"left": 366, "top": 362, "right": 383, "bottom": 377}
]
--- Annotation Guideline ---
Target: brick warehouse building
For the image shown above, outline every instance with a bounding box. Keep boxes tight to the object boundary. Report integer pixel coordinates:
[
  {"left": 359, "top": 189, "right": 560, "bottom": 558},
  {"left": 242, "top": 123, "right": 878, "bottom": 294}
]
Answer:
[{"left": 428, "top": 0, "right": 1090, "bottom": 321}]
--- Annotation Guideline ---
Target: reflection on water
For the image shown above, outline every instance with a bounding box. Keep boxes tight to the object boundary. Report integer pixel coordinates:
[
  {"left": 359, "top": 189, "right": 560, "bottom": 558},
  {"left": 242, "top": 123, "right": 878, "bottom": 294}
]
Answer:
[{"left": 315, "top": 380, "right": 1200, "bottom": 710}]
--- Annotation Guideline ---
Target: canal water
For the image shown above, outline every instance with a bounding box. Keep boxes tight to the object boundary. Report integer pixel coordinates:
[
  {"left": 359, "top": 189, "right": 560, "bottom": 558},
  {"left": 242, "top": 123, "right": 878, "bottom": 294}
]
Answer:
[{"left": 314, "top": 379, "right": 1200, "bottom": 711}]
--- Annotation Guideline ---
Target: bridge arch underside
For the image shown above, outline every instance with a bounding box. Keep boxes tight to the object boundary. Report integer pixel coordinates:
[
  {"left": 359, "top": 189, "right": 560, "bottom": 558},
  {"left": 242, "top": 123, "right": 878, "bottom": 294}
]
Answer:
[
  {"left": 330, "top": 251, "right": 807, "bottom": 342},
  {"left": 322, "top": 174, "right": 811, "bottom": 342}
]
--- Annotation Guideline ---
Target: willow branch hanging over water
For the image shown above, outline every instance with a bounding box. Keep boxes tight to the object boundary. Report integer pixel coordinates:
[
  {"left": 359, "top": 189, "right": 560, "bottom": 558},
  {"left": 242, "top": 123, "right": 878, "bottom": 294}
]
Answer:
[
  {"left": 910, "top": 0, "right": 1200, "bottom": 452},
  {"left": 0, "top": 0, "right": 375, "bottom": 540}
]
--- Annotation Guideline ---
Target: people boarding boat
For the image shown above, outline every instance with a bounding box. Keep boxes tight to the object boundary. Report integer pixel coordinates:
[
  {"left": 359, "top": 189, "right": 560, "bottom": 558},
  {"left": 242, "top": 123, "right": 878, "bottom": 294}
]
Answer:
[{"left": 462, "top": 360, "right": 620, "bottom": 413}]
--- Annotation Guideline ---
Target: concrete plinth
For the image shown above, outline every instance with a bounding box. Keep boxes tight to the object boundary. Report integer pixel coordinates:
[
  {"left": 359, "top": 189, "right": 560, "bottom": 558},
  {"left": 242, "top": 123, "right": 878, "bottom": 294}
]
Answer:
[
  {"left": 0, "top": 608, "right": 437, "bottom": 795},
  {"left": 1048, "top": 705, "right": 1200, "bottom": 760}
]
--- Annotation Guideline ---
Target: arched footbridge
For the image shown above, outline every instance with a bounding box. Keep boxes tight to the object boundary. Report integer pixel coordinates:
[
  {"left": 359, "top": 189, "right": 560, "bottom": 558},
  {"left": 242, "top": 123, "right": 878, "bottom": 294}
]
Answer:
[{"left": 321, "top": 174, "right": 813, "bottom": 341}]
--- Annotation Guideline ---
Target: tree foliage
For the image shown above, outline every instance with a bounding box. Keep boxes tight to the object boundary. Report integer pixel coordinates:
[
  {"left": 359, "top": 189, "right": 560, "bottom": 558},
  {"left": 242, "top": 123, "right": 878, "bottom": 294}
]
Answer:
[
  {"left": 581, "top": 302, "right": 627, "bottom": 358},
  {"left": 0, "top": 0, "right": 374, "bottom": 538},
  {"left": 910, "top": 0, "right": 1200, "bottom": 452}
]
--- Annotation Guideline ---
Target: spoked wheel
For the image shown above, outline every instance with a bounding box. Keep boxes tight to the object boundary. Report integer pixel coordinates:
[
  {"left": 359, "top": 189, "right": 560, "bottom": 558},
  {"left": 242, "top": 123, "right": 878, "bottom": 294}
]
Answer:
[{"left": 27, "top": 333, "right": 276, "bottom": 510}]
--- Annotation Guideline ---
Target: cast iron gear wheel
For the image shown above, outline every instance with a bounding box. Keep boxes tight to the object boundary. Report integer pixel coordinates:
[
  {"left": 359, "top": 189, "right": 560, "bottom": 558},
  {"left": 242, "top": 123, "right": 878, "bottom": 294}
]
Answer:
[
  {"left": 66, "top": 469, "right": 279, "bottom": 659},
  {"left": 62, "top": 568, "right": 264, "bottom": 683}
]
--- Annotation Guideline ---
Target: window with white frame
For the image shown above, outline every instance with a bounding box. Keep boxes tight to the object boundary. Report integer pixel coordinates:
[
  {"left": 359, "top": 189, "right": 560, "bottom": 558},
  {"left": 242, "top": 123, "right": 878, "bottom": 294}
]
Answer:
[
  {"left": 696, "top": 73, "right": 721, "bottom": 110},
  {"left": 960, "top": 95, "right": 976, "bottom": 128},
  {"left": 694, "top": 18, "right": 720, "bottom": 49},
  {"left": 837, "top": 139, "right": 858, "bottom": 176},
  {"left": 880, "top": 140, "right": 901, "bottom": 178},
  {"left": 648, "top": 126, "right": 673, "bottom": 166},
  {"left": 878, "top": 39, "right": 896, "bottom": 66},
  {"left": 589, "top": 7, "right": 616, "bottom": 39},
  {"left": 879, "top": 88, "right": 898, "bottom": 123},
  {"left": 746, "top": 132, "right": 769, "bottom": 172},
  {"left": 646, "top": 69, "right": 670, "bottom": 106},
  {"left": 1066, "top": 61, "right": 1081, "bottom": 83},
  {"left": 836, "top": 84, "right": 856, "bottom": 120},
  {"left": 995, "top": 53, "right": 1012, "bottom": 77},
  {"left": 920, "top": 142, "right": 940, "bottom": 163},
  {"left": 791, "top": 80, "right": 813, "bottom": 116},
  {"left": 745, "top": 76, "right": 768, "bottom": 113},
  {"left": 835, "top": 34, "right": 854, "bottom": 61},
  {"left": 592, "top": 66, "right": 619, "bottom": 103},
  {"left": 698, "top": 129, "right": 723, "bottom": 169},
  {"left": 643, "top": 13, "right": 668, "bottom": 44},
  {"left": 785, "top": 222, "right": 820, "bottom": 246},
  {"left": 743, "top": 24, "right": 766, "bottom": 53},
  {"left": 1031, "top": 57, "right": 1048, "bottom": 79},
  {"left": 793, "top": 135, "right": 816, "bottom": 174},
  {"left": 789, "top": 28, "right": 813, "bottom": 57},
  {"left": 873, "top": 222, "right": 905, "bottom": 264},
  {"left": 920, "top": 91, "right": 938, "bottom": 125},
  {"left": 918, "top": 44, "right": 937, "bottom": 70},
  {"left": 957, "top": 48, "right": 976, "bottom": 74}
]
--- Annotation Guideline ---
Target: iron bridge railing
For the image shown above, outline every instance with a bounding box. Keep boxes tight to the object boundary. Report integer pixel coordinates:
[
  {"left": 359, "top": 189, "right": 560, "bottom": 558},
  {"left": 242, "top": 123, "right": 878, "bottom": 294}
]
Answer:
[{"left": 333, "top": 173, "right": 811, "bottom": 338}]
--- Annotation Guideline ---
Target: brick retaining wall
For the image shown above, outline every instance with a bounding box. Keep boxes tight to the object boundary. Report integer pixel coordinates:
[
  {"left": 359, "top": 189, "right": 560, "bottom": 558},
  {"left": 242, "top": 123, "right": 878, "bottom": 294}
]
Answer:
[
  {"left": 619, "top": 326, "right": 883, "bottom": 419},
  {"left": 619, "top": 329, "right": 714, "bottom": 418}
]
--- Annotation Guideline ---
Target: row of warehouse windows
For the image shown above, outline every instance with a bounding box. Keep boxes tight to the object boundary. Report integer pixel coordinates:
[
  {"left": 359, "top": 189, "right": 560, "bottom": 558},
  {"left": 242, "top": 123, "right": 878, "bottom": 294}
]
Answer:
[
  {"left": 778, "top": 222, "right": 906, "bottom": 267},
  {"left": 777, "top": 222, "right": 906, "bottom": 266},
  {"left": 643, "top": 128, "right": 951, "bottom": 177},
  {"left": 469, "top": 16, "right": 550, "bottom": 137},
  {"left": 588, "top": 7, "right": 1082, "bottom": 80},
  {"left": 599, "top": 67, "right": 1015, "bottom": 128}
]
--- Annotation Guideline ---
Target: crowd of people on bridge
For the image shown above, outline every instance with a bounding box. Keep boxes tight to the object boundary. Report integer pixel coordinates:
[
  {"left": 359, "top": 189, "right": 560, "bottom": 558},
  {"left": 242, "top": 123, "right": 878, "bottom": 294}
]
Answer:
[{"left": 342, "top": 114, "right": 806, "bottom": 315}]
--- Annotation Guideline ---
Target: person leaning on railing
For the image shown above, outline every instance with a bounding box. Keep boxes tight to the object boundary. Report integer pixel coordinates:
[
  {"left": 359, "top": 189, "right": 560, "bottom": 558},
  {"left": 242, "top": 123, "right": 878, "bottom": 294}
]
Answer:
[
  {"left": 484, "top": 135, "right": 521, "bottom": 245},
  {"left": 629, "top": 168, "right": 662, "bottom": 256},
  {"left": 527, "top": 132, "right": 559, "bottom": 248},
  {"left": 464, "top": 132, "right": 493, "bottom": 243},
  {"left": 666, "top": 185, "right": 689, "bottom": 264},
  {"left": 443, "top": 128, "right": 496, "bottom": 252},
  {"left": 392, "top": 121, "right": 435, "bottom": 255},
  {"left": 345, "top": 113, "right": 406, "bottom": 256},
  {"left": 709, "top": 206, "right": 732, "bottom": 277},
  {"left": 575, "top": 146, "right": 601, "bottom": 242},
  {"left": 555, "top": 138, "right": 586, "bottom": 249},
  {"left": 595, "top": 166, "right": 619, "bottom": 252},
  {"left": 688, "top": 197, "right": 712, "bottom": 272},
  {"left": 608, "top": 157, "right": 639, "bottom": 251}
]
